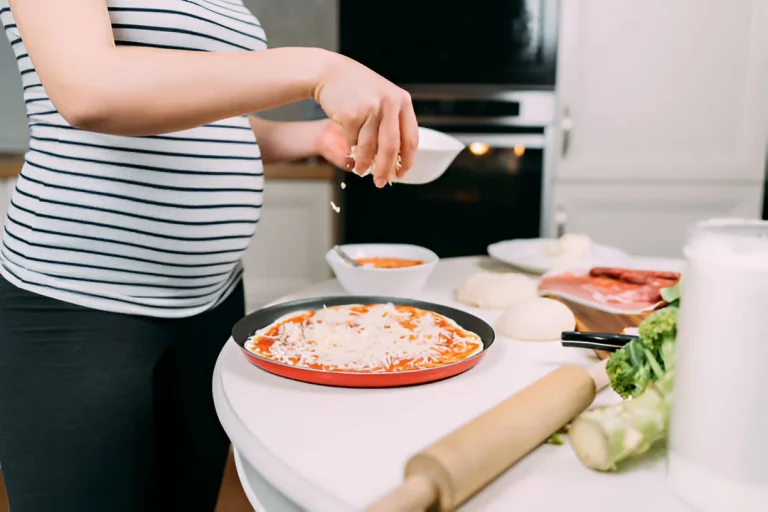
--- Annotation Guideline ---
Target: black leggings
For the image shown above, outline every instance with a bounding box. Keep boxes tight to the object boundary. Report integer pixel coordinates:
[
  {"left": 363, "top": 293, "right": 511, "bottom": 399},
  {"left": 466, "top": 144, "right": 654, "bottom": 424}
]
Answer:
[{"left": 0, "top": 276, "right": 245, "bottom": 512}]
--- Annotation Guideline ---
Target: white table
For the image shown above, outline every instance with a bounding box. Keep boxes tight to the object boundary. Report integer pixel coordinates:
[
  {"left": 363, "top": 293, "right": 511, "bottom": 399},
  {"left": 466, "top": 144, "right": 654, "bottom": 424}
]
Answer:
[{"left": 213, "top": 256, "right": 694, "bottom": 512}]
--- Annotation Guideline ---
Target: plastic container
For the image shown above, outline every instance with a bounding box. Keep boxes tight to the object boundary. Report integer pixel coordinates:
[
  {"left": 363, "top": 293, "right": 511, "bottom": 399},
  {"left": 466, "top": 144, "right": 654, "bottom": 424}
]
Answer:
[{"left": 667, "top": 218, "right": 768, "bottom": 511}]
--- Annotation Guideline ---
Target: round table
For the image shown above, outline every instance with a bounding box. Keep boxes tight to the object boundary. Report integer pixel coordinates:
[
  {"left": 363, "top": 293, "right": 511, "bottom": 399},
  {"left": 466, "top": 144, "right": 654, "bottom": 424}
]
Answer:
[{"left": 213, "top": 256, "right": 693, "bottom": 512}]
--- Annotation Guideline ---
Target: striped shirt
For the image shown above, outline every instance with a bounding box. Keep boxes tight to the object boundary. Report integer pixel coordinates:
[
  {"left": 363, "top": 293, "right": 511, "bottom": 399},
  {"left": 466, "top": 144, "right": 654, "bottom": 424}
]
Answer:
[{"left": 0, "top": 0, "right": 267, "bottom": 318}]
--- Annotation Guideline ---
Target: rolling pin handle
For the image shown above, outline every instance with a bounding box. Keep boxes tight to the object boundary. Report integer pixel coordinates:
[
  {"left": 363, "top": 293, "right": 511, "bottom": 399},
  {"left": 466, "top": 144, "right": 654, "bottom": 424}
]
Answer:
[{"left": 365, "top": 472, "right": 439, "bottom": 512}]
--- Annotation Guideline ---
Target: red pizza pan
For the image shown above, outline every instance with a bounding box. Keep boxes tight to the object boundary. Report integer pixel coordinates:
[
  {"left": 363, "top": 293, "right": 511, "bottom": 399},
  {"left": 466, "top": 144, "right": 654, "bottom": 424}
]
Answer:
[{"left": 231, "top": 295, "right": 496, "bottom": 388}]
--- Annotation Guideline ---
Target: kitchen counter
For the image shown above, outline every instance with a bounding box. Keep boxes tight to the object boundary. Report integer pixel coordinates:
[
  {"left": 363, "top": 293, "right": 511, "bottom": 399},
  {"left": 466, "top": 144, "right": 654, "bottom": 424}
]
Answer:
[
  {"left": 213, "top": 256, "right": 693, "bottom": 512},
  {"left": 262, "top": 161, "right": 335, "bottom": 181},
  {"left": 0, "top": 154, "right": 336, "bottom": 181},
  {"left": 0, "top": 155, "right": 23, "bottom": 179}
]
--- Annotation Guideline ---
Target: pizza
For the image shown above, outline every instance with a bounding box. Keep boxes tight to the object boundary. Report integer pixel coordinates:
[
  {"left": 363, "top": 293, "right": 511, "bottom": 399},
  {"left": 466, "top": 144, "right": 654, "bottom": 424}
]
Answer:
[{"left": 244, "top": 303, "right": 483, "bottom": 373}]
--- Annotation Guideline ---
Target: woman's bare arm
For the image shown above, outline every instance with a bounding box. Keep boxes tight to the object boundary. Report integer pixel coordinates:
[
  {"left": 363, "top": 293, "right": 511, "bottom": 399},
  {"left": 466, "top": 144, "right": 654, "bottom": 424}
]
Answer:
[
  {"left": 248, "top": 116, "right": 353, "bottom": 169},
  {"left": 10, "top": 0, "right": 419, "bottom": 186},
  {"left": 248, "top": 116, "right": 324, "bottom": 163},
  {"left": 10, "top": 0, "right": 331, "bottom": 136}
]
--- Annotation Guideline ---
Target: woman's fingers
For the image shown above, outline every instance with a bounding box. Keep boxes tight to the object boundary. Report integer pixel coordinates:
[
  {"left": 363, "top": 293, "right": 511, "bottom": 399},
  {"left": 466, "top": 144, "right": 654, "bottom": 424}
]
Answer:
[
  {"left": 373, "top": 96, "right": 401, "bottom": 187},
  {"left": 352, "top": 111, "right": 380, "bottom": 178},
  {"left": 397, "top": 93, "right": 419, "bottom": 178},
  {"left": 325, "top": 78, "right": 416, "bottom": 187},
  {"left": 326, "top": 147, "right": 355, "bottom": 171},
  {"left": 332, "top": 108, "right": 367, "bottom": 162}
]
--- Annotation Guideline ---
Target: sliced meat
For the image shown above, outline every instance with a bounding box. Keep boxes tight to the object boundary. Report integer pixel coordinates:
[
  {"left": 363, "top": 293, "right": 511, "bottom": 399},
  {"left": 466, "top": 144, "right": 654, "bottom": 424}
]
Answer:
[
  {"left": 589, "top": 267, "right": 625, "bottom": 279},
  {"left": 618, "top": 271, "right": 650, "bottom": 285},
  {"left": 540, "top": 266, "right": 680, "bottom": 313}
]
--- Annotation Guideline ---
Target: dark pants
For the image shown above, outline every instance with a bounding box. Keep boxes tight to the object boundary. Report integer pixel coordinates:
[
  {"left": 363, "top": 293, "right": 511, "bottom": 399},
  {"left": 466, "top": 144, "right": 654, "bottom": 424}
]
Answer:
[{"left": 0, "top": 276, "right": 244, "bottom": 512}]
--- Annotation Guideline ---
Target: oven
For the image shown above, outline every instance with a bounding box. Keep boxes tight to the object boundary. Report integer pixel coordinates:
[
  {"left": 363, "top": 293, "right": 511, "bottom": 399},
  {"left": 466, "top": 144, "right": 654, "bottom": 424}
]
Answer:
[
  {"left": 332, "top": 0, "right": 560, "bottom": 257},
  {"left": 334, "top": 92, "right": 558, "bottom": 258},
  {"left": 338, "top": 0, "right": 560, "bottom": 89}
]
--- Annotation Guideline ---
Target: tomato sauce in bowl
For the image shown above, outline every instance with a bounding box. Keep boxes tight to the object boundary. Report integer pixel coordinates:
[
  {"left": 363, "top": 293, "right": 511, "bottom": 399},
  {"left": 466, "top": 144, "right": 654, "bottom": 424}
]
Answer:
[
  {"left": 326, "top": 243, "right": 438, "bottom": 296},
  {"left": 355, "top": 257, "right": 424, "bottom": 269}
]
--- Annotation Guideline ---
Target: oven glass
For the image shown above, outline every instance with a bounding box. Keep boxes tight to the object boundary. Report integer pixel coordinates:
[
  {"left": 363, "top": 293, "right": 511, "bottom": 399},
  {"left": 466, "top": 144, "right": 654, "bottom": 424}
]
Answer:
[
  {"left": 339, "top": 0, "right": 558, "bottom": 86},
  {"left": 337, "top": 140, "right": 543, "bottom": 258}
]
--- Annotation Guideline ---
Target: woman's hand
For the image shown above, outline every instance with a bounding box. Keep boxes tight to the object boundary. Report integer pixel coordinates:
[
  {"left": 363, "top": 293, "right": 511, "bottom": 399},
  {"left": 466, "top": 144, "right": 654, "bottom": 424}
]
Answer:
[
  {"left": 313, "top": 119, "right": 354, "bottom": 171},
  {"left": 313, "top": 55, "right": 419, "bottom": 188}
]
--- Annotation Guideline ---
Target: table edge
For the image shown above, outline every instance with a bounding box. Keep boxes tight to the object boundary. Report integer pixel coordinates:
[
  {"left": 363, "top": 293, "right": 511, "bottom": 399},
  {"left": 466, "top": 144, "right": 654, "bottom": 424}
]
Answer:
[{"left": 212, "top": 341, "right": 358, "bottom": 512}]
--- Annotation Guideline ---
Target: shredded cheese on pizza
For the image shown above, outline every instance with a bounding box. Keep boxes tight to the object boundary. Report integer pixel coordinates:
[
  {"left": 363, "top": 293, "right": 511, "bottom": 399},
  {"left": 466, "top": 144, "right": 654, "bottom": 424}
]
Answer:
[{"left": 245, "top": 303, "right": 483, "bottom": 373}]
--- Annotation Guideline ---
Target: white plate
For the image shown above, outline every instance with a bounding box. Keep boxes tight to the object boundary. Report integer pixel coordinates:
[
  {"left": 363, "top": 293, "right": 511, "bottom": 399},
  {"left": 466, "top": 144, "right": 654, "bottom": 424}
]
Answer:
[
  {"left": 487, "top": 238, "right": 631, "bottom": 274},
  {"left": 618, "top": 256, "right": 686, "bottom": 273}
]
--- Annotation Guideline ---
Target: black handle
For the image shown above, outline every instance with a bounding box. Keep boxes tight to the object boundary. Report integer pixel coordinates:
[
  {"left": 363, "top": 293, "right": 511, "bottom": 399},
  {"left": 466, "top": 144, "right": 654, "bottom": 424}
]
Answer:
[{"left": 560, "top": 331, "right": 637, "bottom": 352}]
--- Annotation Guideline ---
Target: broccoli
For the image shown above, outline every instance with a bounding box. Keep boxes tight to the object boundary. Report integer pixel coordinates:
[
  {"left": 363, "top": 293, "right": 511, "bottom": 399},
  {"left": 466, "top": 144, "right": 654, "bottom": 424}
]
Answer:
[
  {"left": 606, "top": 306, "right": 678, "bottom": 399},
  {"left": 569, "top": 370, "right": 675, "bottom": 471},
  {"left": 568, "top": 282, "right": 680, "bottom": 471}
]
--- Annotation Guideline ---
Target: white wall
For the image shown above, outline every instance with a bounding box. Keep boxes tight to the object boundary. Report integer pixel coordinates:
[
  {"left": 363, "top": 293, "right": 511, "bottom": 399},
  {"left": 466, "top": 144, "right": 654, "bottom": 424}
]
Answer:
[
  {"left": 0, "top": 34, "right": 27, "bottom": 152},
  {"left": 243, "top": 0, "right": 337, "bottom": 122}
]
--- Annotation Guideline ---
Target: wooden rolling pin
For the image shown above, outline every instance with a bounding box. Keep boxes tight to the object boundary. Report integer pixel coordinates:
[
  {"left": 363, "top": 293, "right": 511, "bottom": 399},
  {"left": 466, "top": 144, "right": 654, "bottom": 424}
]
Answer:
[{"left": 366, "top": 361, "right": 609, "bottom": 512}]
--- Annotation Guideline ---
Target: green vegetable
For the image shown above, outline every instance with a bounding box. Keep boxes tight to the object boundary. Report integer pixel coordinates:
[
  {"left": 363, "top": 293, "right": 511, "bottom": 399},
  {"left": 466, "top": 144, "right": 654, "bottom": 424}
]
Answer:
[
  {"left": 569, "top": 369, "right": 674, "bottom": 471},
  {"left": 606, "top": 305, "right": 678, "bottom": 399},
  {"left": 568, "top": 282, "right": 680, "bottom": 471},
  {"left": 546, "top": 433, "right": 564, "bottom": 445},
  {"left": 660, "top": 281, "right": 680, "bottom": 307}
]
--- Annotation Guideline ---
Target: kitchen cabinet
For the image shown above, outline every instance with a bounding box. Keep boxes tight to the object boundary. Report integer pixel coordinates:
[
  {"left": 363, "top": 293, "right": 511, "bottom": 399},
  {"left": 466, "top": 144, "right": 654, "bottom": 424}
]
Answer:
[
  {"left": 553, "top": 181, "right": 763, "bottom": 257},
  {"left": 554, "top": 0, "right": 768, "bottom": 184},
  {"left": 240, "top": 179, "right": 335, "bottom": 312}
]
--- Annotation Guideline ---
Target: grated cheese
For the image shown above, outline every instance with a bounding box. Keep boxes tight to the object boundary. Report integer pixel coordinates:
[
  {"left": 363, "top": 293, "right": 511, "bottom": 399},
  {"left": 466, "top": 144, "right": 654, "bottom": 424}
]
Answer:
[
  {"left": 349, "top": 146, "right": 402, "bottom": 183},
  {"left": 245, "top": 303, "right": 483, "bottom": 373}
]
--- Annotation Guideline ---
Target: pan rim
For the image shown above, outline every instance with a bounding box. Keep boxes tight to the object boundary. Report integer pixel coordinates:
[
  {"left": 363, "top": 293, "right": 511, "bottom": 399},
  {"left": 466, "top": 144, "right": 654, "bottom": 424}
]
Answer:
[{"left": 231, "top": 295, "right": 496, "bottom": 377}]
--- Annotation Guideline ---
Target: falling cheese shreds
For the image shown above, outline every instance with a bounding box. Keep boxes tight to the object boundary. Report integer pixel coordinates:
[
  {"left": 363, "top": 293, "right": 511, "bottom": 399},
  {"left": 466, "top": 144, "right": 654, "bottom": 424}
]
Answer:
[
  {"left": 349, "top": 146, "right": 402, "bottom": 184},
  {"left": 245, "top": 303, "right": 483, "bottom": 373},
  {"left": 330, "top": 201, "right": 340, "bottom": 213}
]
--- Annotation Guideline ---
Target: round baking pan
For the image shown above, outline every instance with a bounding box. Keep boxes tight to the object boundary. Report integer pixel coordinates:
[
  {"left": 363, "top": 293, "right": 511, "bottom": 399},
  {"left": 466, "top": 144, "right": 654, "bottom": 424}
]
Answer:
[{"left": 231, "top": 295, "right": 496, "bottom": 388}]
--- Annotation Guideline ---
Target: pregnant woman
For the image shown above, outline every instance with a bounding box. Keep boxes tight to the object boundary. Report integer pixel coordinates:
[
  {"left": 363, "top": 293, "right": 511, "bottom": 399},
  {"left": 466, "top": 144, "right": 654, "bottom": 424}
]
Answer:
[{"left": 0, "top": 1, "right": 418, "bottom": 510}]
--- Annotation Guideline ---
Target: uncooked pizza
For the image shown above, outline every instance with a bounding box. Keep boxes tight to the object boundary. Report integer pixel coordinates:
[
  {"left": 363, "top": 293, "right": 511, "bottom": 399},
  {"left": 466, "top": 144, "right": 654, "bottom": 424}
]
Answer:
[{"left": 244, "top": 303, "right": 483, "bottom": 373}]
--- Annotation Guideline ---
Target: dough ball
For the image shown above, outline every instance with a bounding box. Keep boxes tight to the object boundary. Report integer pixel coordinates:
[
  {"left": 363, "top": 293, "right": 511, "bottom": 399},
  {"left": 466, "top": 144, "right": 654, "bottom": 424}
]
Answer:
[
  {"left": 456, "top": 271, "right": 538, "bottom": 309},
  {"left": 497, "top": 297, "right": 576, "bottom": 341}
]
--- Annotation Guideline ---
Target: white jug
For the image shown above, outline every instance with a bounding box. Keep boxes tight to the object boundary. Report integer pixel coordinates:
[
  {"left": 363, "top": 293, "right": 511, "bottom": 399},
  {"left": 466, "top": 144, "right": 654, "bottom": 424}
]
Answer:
[{"left": 668, "top": 218, "right": 768, "bottom": 511}]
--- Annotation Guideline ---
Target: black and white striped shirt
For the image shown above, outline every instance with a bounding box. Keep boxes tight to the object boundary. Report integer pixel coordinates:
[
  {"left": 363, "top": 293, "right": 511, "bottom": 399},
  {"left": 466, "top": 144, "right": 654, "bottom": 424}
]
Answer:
[{"left": 0, "top": 0, "right": 267, "bottom": 318}]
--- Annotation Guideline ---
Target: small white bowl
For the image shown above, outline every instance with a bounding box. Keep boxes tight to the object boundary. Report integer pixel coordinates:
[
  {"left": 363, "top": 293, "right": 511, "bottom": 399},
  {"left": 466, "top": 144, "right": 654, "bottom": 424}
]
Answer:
[
  {"left": 396, "top": 127, "right": 465, "bottom": 185},
  {"left": 325, "top": 243, "right": 439, "bottom": 297}
]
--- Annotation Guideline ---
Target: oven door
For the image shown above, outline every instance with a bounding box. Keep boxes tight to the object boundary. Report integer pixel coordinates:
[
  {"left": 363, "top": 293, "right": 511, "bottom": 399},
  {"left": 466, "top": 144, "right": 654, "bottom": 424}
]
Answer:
[
  {"left": 339, "top": 0, "right": 559, "bottom": 88},
  {"left": 337, "top": 128, "right": 546, "bottom": 258}
]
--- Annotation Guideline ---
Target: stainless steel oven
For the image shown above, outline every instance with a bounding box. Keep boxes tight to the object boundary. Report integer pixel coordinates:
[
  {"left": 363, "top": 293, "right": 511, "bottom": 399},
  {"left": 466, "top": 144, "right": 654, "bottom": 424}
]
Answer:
[
  {"left": 339, "top": 0, "right": 560, "bottom": 89},
  {"left": 330, "top": 1, "right": 561, "bottom": 256},
  {"left": 333, "top": 92, "right": 558, "bottom": 258}
]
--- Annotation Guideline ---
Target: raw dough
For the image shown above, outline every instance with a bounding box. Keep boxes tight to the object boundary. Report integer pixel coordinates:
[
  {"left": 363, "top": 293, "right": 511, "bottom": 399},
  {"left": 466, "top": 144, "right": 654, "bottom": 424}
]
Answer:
[
  {"left": 456, "top": 271, "right": 538, "bottom": 309},
  {"left": 497, "top": 297, "right": 576, "bottom": 341}
]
